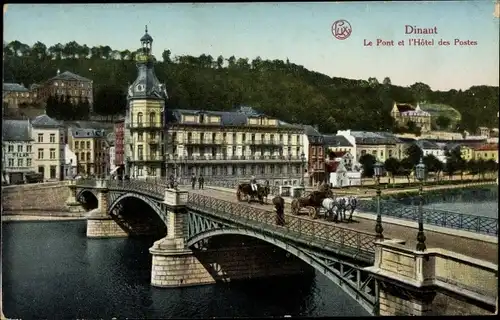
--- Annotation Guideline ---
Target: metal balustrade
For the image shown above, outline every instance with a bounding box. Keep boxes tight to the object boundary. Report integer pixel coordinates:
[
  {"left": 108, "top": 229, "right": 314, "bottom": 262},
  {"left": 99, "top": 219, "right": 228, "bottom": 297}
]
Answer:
[
  {"left": 187, "top": 192, "right": 377, "bottom": 257},
  {"left": 164, "top": 154, "right": 304, "bottom": 162},
  {"left": 357, "top": 199, "right": 498, "bottom": 236}
]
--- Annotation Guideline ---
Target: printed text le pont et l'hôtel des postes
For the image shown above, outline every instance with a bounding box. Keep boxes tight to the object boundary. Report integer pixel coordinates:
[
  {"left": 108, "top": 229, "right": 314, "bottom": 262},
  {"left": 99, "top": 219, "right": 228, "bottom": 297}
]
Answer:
[{"left": 363, "top": 25, "right": 478, "bottom": 47}]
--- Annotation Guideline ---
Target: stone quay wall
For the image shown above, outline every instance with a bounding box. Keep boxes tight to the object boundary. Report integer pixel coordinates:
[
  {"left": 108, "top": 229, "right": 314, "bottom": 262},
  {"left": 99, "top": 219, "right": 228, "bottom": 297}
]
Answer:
[
  {"left": 2, "top": 182, "right": 71, "bottom": 213},
  {"left": 87, "top": 217, "right": 128, "bottom": 238}
]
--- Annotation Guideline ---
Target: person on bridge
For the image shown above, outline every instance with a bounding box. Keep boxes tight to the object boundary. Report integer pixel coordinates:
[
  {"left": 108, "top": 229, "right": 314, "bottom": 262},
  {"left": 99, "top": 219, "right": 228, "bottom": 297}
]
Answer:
[
  {"left": 198, "top": 174, "right": 204, "bottom": 189},
  {"left": 191, "top": 173, "right": 196, "bottom": 189},
  {"left": 250, "top": 176, "right": 258, "bottom": 192}
]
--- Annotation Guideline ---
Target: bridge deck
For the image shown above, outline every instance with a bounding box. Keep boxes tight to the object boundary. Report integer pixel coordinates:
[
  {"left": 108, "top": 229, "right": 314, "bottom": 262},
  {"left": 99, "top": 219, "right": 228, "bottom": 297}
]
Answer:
[{"left": 189, "top": 188, "right": 498, "bottom": 264}]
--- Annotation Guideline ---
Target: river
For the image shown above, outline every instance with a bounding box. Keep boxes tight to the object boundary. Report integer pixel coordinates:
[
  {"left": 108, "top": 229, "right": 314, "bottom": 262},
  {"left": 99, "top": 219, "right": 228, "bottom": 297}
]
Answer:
[
  {"left": 423, "top": 201, "right": 498, "bottom": 218},
  {"left": 2, "top": 220, "right": 369, "bottom": 319}
]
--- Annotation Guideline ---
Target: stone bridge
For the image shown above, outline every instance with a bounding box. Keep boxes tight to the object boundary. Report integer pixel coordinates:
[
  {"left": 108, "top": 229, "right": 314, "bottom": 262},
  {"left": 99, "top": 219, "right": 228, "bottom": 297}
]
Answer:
[{"left": 3, "top": 179, "right": 497, "bottom": 316}]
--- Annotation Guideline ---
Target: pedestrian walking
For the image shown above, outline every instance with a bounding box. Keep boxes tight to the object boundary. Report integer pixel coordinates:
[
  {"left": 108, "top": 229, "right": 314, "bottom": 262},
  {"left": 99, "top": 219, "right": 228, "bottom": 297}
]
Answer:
[
  {"left": 191, "top": 173, "right": 196, "bottom": 189},
  {"left": 198, "top": 174, "right": 204, "bottom": 189}
]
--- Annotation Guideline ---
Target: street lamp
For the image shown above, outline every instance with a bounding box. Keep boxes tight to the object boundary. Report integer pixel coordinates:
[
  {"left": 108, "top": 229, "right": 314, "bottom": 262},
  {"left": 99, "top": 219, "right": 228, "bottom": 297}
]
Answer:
[
  {"left": 300, "top": 151, "right": 306, "bottom": 187},
  {"left": 415, "top": 157, "right": 427, "bottom": 251},
  {"left": 374, "top": 161, "right": 384, "bottom": 240}
]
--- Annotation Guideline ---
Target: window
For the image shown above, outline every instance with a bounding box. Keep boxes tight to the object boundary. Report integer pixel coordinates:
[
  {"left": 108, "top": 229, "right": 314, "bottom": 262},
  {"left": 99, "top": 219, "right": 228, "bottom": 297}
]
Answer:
[
  {"left": 80, "top": 141, "right": 85, "bottom": 149},
  {"left": 50, "top": 148, "right": 56, "bottom": 159},
  {"left": 138, "top": 146, "right": 144, "bottom": 160},
  {"left": 138, "top": 133, "right": 144, "bottom": 142},
  {"left": 149, "top": 112, "right": 155, "bottom": 125},
  {"left": 138, "top": 166, "right": 144, "bottom": 176},
  {"left": 38, "top": 134, "right": 43, "bottom": 142},
  {"left": 86, "top": 141, "right": 90, "bottom": 149},
  {"left": 137, "top": 112, "right": 143, "bottom": 124},
  {"left": 50, "top": 134, "right": 55, "bottom": 143},
  {"left": 8, "top": 145, "right": 13, "bottom": 152},
  {"left": 74, "top": 142, "right": 79, "bottom": 149},
  {"left": 50, "top": 165, "right": 57, "bottom": 179},
  {"left": 361, "top": 150, "right": 366, "bottom": 156},
  {"left": 38, "top": 166, "right": 44, "bottom": 177},
  {"left": 86, "top": 152, "right": 91, "bottom": 161},
  {"left": 389, "top": 150, "right": 393, "bottom": 157},
  {"left": 8, "top": 159, "right": 14, "bottom": 167},
  {"left": 17, "top": 145, "right": 23, "bottom": 153},
  {"left": 18, "top": 159, "right": 23, "bottom": 167},
  {"left": 38, "top": 149, "right": 44, "bottom": 159},
  {"left": 80, "top": 152, "right": 85, "bottom": 162},
  {"left": 27, "top": 159, "right": 32, "bottom": 167},
  {"left": 27, "top": 145, "right": 32, "bottom": 153}
]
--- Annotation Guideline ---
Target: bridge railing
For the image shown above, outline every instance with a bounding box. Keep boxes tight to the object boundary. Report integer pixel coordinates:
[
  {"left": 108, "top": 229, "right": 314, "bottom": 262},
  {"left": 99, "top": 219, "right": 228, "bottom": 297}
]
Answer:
[
  {"left": 357, "top": 199, "right": 498, "bottom": 236},
  {"left": 75, "top": 179, "right": 167, "bottom": 199},
  {"left": 188, "top": 193, "right": 378, "bottom": 256}
]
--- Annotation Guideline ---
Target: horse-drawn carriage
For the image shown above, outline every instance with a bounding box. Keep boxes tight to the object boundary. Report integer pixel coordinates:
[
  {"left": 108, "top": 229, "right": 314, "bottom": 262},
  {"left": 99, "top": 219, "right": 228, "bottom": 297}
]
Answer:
[
  {"left": 236, "top": 181, "right": 271, "bottom": 204},
  {"left": 290, "top": 184, "right": 358, "bottom": 222}
]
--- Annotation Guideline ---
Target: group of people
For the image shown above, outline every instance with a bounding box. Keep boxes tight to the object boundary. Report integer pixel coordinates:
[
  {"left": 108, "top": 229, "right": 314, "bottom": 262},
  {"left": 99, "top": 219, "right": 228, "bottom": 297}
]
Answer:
[{"left": 190, "top": 174, "right": 205, "bottom": 190}]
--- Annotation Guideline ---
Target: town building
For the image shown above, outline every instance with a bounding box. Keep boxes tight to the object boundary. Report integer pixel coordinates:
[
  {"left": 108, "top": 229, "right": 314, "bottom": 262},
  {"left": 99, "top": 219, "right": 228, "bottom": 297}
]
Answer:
[
  {"left": 31, "top": 114, "right": 66, "bottom": 181},
  {"left": 165, "top": 107, "right": 305, "bottom": 186},
  {"left": 337, "top": 130, "right": 402, "bottom": 162},
  {"left": 2, "top": 119, "right": 34, "bottom": 184},
  {"left": 390, "top": 102, "right": 432, "bottom": 133},
  {"left": 68, "top": 127, "right": 108, "bottom": 176},
  {"left": 63, "top": 144, "right": 78, "bottom": 179},
  {"left": 302, "top": 125, "right": 325, "bottom": 187},
  {"left": 3, "top": 83, "right": 38, "bottom": 107},
  {"left": 477, "top": 127, "right": 490, "bottom": 138},
  {"left": 323, "top": 134, "right": 355, "bottom": 157},
  {"left": 106, "top": 132, "right": 116, "bottom": 172},
  {"left": 473, "top": 144, "right": 498, "bottom": 163},
  {"left": 326, "top": 153, "right": 362, "bottom": 187},
  {"left": 35, "top": 70, "right": 93, "bottom": 106},
  {"left": 124, "top": 27, "right": 168, "bottom": 178},
  {"left": 114, "top": 118, "right": 125, "bottom": 167},
  {"left": 459, "top": 145, "right": 474, "bottom": 161},
  {"left": 414, "top": 140, "right": 447, "bottom": 163}
]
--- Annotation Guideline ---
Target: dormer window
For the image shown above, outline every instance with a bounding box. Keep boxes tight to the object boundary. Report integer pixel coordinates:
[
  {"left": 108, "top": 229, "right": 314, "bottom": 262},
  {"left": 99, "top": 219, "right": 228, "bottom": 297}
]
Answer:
[{"left": 200, "top": 114, "right": 205, "bottom": 123}]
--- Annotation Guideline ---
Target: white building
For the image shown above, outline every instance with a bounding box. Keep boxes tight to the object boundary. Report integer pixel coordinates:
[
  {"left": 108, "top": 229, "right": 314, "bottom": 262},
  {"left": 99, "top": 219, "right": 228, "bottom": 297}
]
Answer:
[
  {"left": 63, "top": 144, "right": 78, "bottom": 179},
  {"left": 327, "top": 154, "right": 362, "bottom": 187},
  {"left": 31, "top": 114, "right": 66, "bottom": 181},
  {"left": 336, "top": 130, "right": 357, "bottom": 159},
  {"left": 414, "top": 140, "right": 447, "bottom": 164},
  {"left": 109, "top": 146, "right": 116, "bottom": 172},
  {"left": 2, "top": 120, "right": 34, "bottom": 184}
]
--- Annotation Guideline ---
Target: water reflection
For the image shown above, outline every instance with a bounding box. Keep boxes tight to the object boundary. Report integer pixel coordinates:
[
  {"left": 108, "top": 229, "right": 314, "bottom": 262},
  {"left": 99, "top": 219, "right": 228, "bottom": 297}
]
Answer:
[{"left": 2, "top": 221, "right": 368, "bottom": 318}]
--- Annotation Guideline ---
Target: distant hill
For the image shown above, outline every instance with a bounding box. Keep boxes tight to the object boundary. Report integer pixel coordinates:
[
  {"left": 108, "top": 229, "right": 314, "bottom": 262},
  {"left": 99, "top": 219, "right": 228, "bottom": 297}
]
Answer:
[
  {"left": 420, "top": 103, "right": 462, "bottom": 128},
  {"left": 3, "top": 40, "right": 499, "bottom": 133}
]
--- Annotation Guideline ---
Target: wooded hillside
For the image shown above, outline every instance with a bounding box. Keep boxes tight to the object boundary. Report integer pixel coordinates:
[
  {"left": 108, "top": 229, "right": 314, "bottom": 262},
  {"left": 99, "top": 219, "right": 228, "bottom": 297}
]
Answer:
[{"left": 4, "top": 40, "right": 498, "bottom": 133}]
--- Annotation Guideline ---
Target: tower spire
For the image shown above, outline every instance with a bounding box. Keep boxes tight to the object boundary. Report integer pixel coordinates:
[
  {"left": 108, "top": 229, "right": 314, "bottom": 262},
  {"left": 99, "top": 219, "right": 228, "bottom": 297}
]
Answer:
[{"left": 145, "top": 25, "right": 148, "bottom": 34}]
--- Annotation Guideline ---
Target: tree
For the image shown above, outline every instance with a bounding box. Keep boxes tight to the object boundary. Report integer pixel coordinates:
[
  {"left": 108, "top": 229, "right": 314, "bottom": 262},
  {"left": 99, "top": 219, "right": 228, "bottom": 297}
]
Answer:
[
  {"left": 368, "top": 77, "right": 379, "bottom": 87},
  {"left": 407, "top": 120, "right": 417, "bottom": 133},
  {"left": 399, "top": 157, "right": 414, "bottom": 183},
  {"left": 216, "top": 55, "right": 224, "bottom": 69},
  {"left": 382, "top": 77, "right": 391, "bottom": 86},
  {"left": 409, "top": 82, "right": 432, "bottom": 102},
  {"left": 444, "top": 147, "right": 464, "bottom": 179},
  {"left": 227, "top": 55, "right": 236, "bottom": 68},
  {"left": 31, "top": 41, "right": 47, "bottom": 59},
  {"left": 384, "top": 157, "right": 400, "bottom": 185},
  {"left": 162, "top": 49, "right": 172, "bottom": 63},
  {"left": 404, "top": 144, "right": 423, "bottom": 167},
  {"left": 93, "top": 85, "right": 127, "bottom": 116},
  {"left": 423, "top": 154, "right": 443, "bottom": 181},
  {"left": 435, "top": 115, "right": 451, "bottom": 130},
  {"left": 48, "top": 43, "right": 64, "bottom": 59},
  {"left": 359, "top": 153, "right": 376, "bottom": 177}
]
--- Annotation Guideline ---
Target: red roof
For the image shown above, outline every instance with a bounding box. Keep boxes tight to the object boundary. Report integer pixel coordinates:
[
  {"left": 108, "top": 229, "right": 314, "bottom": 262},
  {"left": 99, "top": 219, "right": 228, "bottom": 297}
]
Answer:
[
  {"left": 325, "top": 161, "right": 340, "bottom": 172},
  {"left": 395, "top": 103, "right": 414, "bottom": 113},
  {"left": 474, "top": 143, "right": 498, "bottom": 151}
]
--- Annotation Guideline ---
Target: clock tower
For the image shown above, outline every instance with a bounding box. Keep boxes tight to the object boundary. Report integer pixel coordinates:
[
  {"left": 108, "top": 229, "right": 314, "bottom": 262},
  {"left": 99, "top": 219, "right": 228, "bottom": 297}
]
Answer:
[{"left": 124, "top": 26, "right": 169, "bottom": 178}]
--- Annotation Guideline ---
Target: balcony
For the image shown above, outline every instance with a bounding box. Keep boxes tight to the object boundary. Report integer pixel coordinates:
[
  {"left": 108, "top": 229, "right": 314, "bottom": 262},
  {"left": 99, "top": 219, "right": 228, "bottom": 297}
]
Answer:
[
  {"left": 131, "top": 155, "right": 164, "bottom": 162},
  {"left": 164, "top": 154, "right": 304, "bottom": 163},
  {"left": 182, "top": 138, "right": 225, "bottom": 145},
  {"left": 127, "top": 122, "right": 163, "bottom": 130},
  {"left": 245, "top": 139, "right": 283, "bottom": 146}
]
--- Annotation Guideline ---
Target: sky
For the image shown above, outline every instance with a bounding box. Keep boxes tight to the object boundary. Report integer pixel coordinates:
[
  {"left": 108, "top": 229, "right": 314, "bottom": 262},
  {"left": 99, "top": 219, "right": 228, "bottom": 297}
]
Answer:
[{"left": 4, "top": 2, "right": 500, "bottom": 91}]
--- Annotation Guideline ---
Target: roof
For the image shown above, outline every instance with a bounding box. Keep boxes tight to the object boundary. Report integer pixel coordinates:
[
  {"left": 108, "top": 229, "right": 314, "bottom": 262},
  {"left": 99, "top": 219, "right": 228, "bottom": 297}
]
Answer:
[
  {"left": 414, "top": 140, "right": 442, "bottom": 150},
  {"left": 323, "top": 134, "right": 353, "bottom": 147},
  {"left": 474, "top": 144, "right": 498, "bottom": 151},
  {"left": 394, "top": 103, "right": 414, "bottom": 113},
  {"left": 3, "top": 83, "right": 29, "bottom": 92},
  {"left": 2, "top": 120, "right": 32, "bottom": 141},
  {"left": 303, "top": 125, "right": 322, "bottom": 138},
  {"left": 50, "top": 71, "right": 91, "bottom": 82},
  {"left": 31, "top": 114, "right": 62, "bottom": 128},
  {"left": 350, "top": 131, "right": 399, "bottom": 145},
  {"left": 168, "top": 106, "right": 303, "bottom": 130},
  {"left": 71, "top": 128, "right": 106, "bottom": 138}
]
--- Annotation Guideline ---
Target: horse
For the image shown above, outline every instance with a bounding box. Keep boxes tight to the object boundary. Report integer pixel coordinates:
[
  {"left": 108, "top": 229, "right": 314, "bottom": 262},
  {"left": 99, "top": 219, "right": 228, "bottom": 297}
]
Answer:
[
  {"left": 291, "top": 184, "right": 333, "bottom": 218},
  {"left": 236, "top": 183, "right": 266, "bottom": 204},
  {"left": 335, "top": 196, "right": 358, "bottom": 222}
]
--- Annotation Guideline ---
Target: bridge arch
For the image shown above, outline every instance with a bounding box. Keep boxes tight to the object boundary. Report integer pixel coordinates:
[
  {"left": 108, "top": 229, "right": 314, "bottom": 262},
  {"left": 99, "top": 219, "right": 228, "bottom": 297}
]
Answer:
[
  {"left": 77, "top": 189, "right": 99, "bottom": 211},
  {"left": 108, "top": 192, "right": 167, "bottom": 226},
  {"left": 187, "top": 228, "right": 376, "bottom": 315}
]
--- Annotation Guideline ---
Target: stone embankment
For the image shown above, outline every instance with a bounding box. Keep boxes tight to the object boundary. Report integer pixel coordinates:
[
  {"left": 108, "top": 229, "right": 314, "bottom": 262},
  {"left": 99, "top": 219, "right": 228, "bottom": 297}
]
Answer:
[{"left": 2, "top": 182, "right": 72, "bottom": 214}]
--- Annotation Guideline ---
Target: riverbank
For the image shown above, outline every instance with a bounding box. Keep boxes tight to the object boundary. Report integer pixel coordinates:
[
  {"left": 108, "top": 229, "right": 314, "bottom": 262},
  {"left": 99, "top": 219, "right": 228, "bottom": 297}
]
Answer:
[{"left": 2, "top": 212, "right": 87, "bottom": 222}]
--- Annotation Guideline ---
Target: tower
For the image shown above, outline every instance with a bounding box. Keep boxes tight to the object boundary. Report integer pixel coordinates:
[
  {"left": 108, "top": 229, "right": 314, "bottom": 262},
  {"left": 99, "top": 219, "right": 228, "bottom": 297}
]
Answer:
[{"left": 124, "top": 26, "right": 169, "bottom": 178}]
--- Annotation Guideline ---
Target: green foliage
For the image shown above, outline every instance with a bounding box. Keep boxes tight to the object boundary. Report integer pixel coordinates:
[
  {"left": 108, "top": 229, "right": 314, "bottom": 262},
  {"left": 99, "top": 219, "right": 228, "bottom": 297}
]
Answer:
[
  {"left": 359, "top": 153, "right": 376, "bottom": 177},
  {"left": 3, "top": 40, "right": 499, "bottom": 132},
  {"left": 46, "top": 95, "right": 90, "bottom": 120},
  {"left": 435, "top": 115, "right": 452, "bottom": 130},
  {"left": 384, "top": 157, "right": 400, "bottom": 177},
  {"left": 404, "top": 144, "right": 423, "bottom": 167},
  {"left": 94, "top": 85, "right": 127, "bottom": 115}
]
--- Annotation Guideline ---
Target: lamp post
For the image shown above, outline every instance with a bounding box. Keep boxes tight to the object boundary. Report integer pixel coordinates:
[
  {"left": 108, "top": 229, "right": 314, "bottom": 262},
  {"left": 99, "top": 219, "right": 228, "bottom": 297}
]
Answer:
[
  {"left": 415, "top": 157, "right": 427, "bottom": 251},
  {"left": 374, "top": 161, "right": 384, "bottom": 240},
  {"left": 300, "top": 151, "right": 306, "bottom": 187}
]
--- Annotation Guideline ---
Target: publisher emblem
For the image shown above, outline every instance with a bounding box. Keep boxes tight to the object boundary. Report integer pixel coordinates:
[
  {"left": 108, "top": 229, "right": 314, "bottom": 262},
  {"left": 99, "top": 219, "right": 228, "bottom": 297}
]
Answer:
[{"left": 332, "top": 19, "right": 352, "bottom": 40}]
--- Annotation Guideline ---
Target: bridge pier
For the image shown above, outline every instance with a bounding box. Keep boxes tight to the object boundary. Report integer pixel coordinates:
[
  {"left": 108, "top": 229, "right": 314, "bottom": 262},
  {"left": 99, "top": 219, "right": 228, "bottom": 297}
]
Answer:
[
  {"left": 86, "top": 180, "right": 128, "bottom": 238},
  {"left": 149, "top": 188, "right": 215, "bottom": 287},
  {"left": 65, "top": 180, "right": 86, "bottom": 213},
  {"left": 365, "top": 240, "right": 498, "bottom": 316}
]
